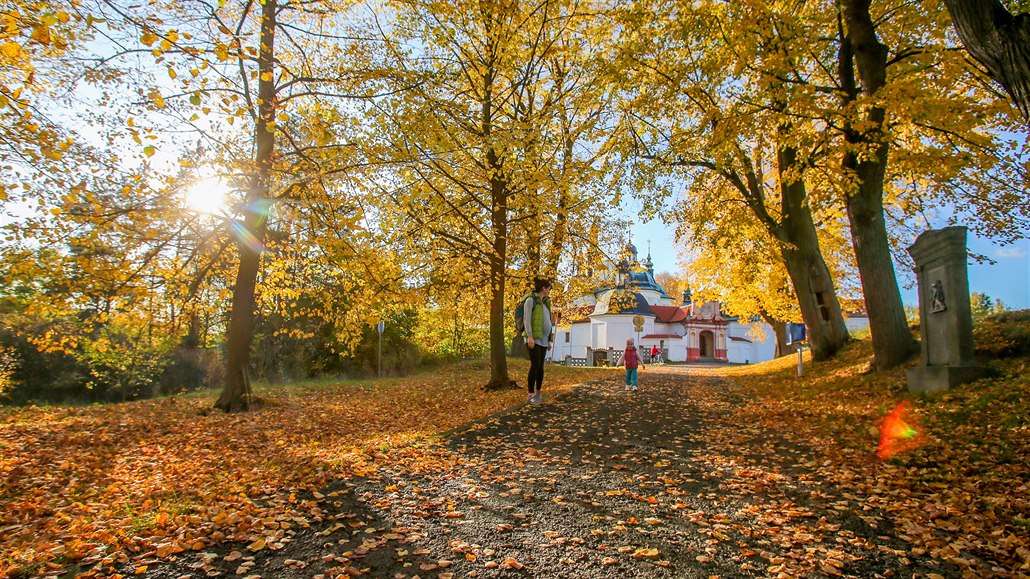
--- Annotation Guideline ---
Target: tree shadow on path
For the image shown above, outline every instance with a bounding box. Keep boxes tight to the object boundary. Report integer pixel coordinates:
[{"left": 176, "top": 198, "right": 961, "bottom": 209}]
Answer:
[{"left": 151, "top": 372, "right": 957, "bottom": 578}]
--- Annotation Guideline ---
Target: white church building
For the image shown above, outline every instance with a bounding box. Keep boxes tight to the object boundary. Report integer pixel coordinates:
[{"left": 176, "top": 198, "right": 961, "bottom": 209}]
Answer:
[{"left": 551, "top": 243, "right": 777, "bottom": 366}]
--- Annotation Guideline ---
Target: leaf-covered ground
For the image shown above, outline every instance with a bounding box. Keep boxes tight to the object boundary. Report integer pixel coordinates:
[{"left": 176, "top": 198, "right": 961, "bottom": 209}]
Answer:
[
  {"left": 0, "top": 361, "right": 606, "bottom": 577},
  {"left": 2, "top": 313, "right": 1028, "bottom": 578}
]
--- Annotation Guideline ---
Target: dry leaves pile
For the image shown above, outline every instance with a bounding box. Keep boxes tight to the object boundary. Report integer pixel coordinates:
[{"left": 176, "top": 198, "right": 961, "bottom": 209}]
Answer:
[
  {"left": 717, "top": 313, "right": 1030, "bottom": 575},
  {"left": 3, "top": 313, "right": 1028, "bottom": 578},
  {"left": 0, "top": 360, "right": 605, "bottom": 577}
]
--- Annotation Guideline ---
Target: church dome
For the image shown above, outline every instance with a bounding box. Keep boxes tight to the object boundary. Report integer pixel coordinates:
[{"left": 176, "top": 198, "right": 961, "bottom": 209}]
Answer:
[{"left": 593, "top": 289, "right": 652, "bottom": 316}]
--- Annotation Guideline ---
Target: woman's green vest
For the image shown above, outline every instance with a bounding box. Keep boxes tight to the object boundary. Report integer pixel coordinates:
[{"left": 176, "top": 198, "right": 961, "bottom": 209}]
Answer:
[{"left": 528, "top": 293, "right": 551, "bottom": 340}]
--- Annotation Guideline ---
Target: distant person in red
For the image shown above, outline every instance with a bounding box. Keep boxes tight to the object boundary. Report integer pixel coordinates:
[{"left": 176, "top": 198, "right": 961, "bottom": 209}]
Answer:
[
  {"left": 617, "top": 338, "right": 645, "bottom": 391},
  {"left": 650, "top": 344, "right": 660, "bottom": 364}
]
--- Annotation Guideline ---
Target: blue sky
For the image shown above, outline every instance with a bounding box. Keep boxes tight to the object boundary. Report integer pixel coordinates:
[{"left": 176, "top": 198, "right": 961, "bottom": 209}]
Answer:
[{"left": 630, "top": 217, "right": 1030, "bottom": 311}]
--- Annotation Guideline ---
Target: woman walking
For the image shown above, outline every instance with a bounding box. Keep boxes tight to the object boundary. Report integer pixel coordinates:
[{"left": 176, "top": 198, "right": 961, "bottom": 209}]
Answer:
[{"left": 524, "top": 278, "right": 554, "bottom": 404}]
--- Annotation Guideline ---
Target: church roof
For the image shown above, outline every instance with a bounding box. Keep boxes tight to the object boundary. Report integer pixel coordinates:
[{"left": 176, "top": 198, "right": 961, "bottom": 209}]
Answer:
[
  {"left": 651, "top": 305, "right": 689, "bottom": 323},
  {"left": 628, "top": 274, "right": 671, "bottom": 296}
]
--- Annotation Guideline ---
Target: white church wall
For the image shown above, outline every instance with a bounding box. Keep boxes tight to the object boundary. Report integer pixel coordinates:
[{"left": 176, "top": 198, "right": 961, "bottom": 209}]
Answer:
[
  {"left": 725, "top": 321, "right": 776, "bottom": 363},
  {"left": 550, "top": 323, "right": 593, "bottom": 363},
  {"left": 594, "top": 315, "right": 652, "bottom": 350},
  {"left": 570, "top": 323, "right": 590, "bottom": 352},
  {"left": 727, "top": 340, "right": 750, "bottom": 363},
  {"left": 755, "top": 332, "right": 776, "bottom": 361},
  {"left": 669, "top": 341, "right": 689, "bottom": 362},
  {"left": 550, "top": 330, "right": 570, "bottom": 362},
  {"left": 570, "top": 323, "right": 591, "bottom": 359},
  {"left": 591, "top": 322, "right": 607, "bottom": 353},
  {"left": 652, "top": 323, "right": 684, "bottom": 338}
]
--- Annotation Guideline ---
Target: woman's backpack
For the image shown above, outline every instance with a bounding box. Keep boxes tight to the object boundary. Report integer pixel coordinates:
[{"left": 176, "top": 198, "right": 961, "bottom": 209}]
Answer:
[{"left": 513, "top": 293, "right": 538, "bottom": 335}]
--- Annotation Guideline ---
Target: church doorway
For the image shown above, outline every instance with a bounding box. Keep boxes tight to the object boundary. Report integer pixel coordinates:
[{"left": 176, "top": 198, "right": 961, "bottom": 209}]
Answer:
[{"left": 699, "top": 330, "right": 715, "bottom": 359}]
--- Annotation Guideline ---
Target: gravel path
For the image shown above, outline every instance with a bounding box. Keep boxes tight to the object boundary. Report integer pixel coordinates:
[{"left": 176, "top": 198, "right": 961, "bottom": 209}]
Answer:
[{"left": 153, "top": 370, "right": 957, "bottom": 578}]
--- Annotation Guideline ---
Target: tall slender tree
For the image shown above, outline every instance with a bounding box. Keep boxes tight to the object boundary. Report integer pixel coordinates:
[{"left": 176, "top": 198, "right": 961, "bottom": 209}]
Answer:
[
  {"left": 60, "top": 0, "right": 394, "bottom": 409},
  {"left": 368, "top": 0, "right": 621, "bottom": 388},
  {"left": 834, "top": 0, "right": 918, "bottom": 368}
]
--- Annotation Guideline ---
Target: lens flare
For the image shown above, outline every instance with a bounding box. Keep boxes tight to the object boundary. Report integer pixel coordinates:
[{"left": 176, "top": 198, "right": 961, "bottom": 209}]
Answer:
[
  {"left": 877, "top": 401, "right": 924, "bottom": 460},
  {"left": 231, "top": 220, "right": 265, "bottom": 254}
]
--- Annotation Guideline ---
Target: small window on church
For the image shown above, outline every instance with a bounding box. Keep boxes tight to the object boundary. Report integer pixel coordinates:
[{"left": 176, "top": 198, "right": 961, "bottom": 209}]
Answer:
[{"left": 564, "top": 333, "right": 570, "bottom": 342}]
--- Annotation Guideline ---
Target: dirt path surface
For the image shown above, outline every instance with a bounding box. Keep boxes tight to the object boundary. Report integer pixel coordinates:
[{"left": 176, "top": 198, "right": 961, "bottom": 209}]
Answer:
[{"left": 152, "top": 370, "right": 957, "bottom": 578}]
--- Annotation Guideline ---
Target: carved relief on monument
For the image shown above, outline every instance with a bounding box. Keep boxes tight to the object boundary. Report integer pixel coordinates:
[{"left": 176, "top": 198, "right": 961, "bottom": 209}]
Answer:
[{"left": 930, "top": 280, "right": 947, "bottom": 313}]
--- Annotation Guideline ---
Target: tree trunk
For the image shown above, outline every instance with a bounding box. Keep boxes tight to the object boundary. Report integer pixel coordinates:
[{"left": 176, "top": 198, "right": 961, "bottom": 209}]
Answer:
[
  {"left": 839, "top": 0, "right": 918, "bottom": 370},
  {"left": 776, "top": 146, "right": 851, "bottom": 361},
  {"left": 544, "top": 190, "right": 568, "bottom": 280},
  {"left": 486, "top": 148, "right": 513, "bottom": 389},
  {"left": 217, "top": 211, "right": 266, "bottom": 412},
  {"left": 215, "top": 0, "right": 277, "bottom": 412},
  {"left": 527, "top": 206, "right": 541, "bottom": 278},
  {"left": 761, "top": 312, "right": 794, "bottom": 358},
  {"left": 544, "top": 121, "right": 575, "bottom": 280},
  {"left": 944, "top": 0, "right": 1030, "bottom": 122},
  {"left": 481, "top": 43, "right": 512, "bottom": 390}
]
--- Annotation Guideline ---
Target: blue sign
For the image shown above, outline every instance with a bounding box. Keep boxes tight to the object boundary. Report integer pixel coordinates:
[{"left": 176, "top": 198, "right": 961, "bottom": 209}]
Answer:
[{"left": 786, "top": 323, "right": 807, "bottom": 345}]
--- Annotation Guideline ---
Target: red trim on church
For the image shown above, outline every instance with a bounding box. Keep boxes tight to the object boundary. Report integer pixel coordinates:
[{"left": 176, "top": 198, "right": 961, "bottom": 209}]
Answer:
[{"left": 687, "top": 348, "right": 729, "bottom": 362}]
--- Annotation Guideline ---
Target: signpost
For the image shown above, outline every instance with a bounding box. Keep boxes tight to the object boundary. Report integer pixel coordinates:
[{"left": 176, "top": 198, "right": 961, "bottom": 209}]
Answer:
[
  {"left": 786, "top": 322, "right": 807, "bottom": 377},
  {"left": 632, "top": 314, "right": 644, "bottom": 360},
  {"left": 376, "top": 321, "right": 385, "bottom": 378}
]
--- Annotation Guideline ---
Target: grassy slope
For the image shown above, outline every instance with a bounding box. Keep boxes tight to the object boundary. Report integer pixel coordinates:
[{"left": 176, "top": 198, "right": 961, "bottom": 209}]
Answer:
[{"left": 717, "top": 312, "right": 1030, "bottom": 574}]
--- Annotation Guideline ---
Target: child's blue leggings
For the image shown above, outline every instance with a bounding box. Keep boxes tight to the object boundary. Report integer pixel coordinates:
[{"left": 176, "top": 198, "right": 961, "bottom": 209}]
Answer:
[{"left": 625, "top": 368, "right": 638, "bottom": 387}]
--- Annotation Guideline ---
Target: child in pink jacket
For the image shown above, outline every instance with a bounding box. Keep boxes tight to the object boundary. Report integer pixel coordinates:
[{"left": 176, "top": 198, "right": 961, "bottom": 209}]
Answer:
[{"left": 617, "top": 338, "right": 645, "bottom": 391}]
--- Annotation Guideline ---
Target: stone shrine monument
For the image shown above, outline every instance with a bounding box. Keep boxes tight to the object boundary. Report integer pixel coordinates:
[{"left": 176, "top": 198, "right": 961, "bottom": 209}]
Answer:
[{"left": 906, "top": 226, "right": 987, "bottom": 393}]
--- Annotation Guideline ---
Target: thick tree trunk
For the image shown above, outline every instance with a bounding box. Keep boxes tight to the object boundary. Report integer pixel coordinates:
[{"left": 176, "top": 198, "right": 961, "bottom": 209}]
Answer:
[
  {"left": 944, "top": 0, "right": 1030, "bottom": 122},
  {"left": 216, "top": 207, "right": 267, "bottom": 412},
  {"left": 215, "top": 0, "right": 277, "bottom": 412},
  {"left": 486, "top": 147, "right": 513, "bottom": 390},
  {"left": 777, "top": 146, "right": 851, "bottom": 361},
  {"left": 844, "top": 185, "right": 916, "bottom": 368},
  {"left": 774, "top": 321, "right": 791, "bottom": 358},
  {"left": 544, "top": 193, "right": 568, "bottom": 280},
  {"left": 840, "top": 0, "right": 919, "bottom": 370}
]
